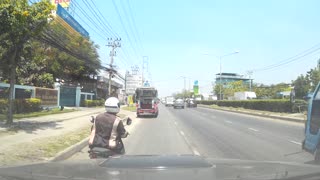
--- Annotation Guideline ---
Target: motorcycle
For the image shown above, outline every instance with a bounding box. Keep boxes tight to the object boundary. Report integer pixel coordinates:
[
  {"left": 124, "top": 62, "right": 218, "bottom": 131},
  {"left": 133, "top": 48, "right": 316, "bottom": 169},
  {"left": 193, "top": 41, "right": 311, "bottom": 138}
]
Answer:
[{"left": 88, "top": 116, "right": 132, "bottom": 159}]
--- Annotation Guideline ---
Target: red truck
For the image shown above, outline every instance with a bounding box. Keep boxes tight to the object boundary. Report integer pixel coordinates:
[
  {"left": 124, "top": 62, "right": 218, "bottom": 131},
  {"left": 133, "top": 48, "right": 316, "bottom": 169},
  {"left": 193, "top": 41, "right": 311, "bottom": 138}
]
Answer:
[{"left": 135, "top": 87, "right": 159, "bottom": 118}]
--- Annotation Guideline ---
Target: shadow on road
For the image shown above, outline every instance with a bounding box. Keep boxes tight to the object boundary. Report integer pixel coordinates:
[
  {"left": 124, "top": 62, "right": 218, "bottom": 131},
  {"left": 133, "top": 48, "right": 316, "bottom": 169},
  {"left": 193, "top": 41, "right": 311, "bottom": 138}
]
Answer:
[
  {"left": 0, "top": 120, "right": 61, "bottom": 134},
  {"left": 137, "top": 115, "right": 158, "bottom": 119},
  {"left": 304, "top": 160, "right": 320, "bottom": 165}
]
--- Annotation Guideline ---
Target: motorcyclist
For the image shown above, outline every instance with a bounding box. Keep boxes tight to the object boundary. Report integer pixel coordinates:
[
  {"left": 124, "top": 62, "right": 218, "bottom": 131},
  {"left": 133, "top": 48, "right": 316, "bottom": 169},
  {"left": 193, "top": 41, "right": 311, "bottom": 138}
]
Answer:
[{"left": 88, "top": 97, "right": 129, "bottom": 154}]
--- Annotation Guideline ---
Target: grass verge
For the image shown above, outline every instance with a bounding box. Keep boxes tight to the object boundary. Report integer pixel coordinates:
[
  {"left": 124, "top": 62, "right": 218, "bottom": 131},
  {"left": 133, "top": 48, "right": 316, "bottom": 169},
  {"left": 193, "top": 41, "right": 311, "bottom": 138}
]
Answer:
[
  {"left": 0, "top": 108, "right": 75, "bottom": 121},
  {"left": 121, "top": 106, "right": 137, "bottom": 112},
  {"left": 0, "top": 126, "right": 90, "bottom": 166}
]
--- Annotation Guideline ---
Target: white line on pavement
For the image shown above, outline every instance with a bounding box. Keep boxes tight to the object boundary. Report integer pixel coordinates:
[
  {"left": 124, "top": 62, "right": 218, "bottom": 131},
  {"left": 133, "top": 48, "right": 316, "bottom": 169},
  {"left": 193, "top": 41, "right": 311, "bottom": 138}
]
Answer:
[
  {"left": 248, "top": 128, "right": 259, "bottom": 132},
  {"left": 174, "top": 122, "right": 178, "bottom": 125},
  {"left": 288, "top": 140, "right": 302, "bottom": 145},
  {"left": 225, "top": 120, "right": 233, "bottom": 124},
  {"left": 193, "top": 149, "right": 201, "bottom": 156},
  {"left": 180, "top": 131, "right": 185, "bottom": 136}
]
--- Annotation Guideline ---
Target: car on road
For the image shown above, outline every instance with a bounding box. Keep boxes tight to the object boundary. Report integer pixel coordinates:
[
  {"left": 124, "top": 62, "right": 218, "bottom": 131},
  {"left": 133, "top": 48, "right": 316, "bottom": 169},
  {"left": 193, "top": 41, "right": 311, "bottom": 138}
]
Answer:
[
  {"left": 173, "top": 99, "right": 184, "bottom": 109},
  {"left": 165, "top": 96, "right": 175, "bottom": 107},
  {"left": 186, "top": 98, "right": 197, "bottom": 108}
]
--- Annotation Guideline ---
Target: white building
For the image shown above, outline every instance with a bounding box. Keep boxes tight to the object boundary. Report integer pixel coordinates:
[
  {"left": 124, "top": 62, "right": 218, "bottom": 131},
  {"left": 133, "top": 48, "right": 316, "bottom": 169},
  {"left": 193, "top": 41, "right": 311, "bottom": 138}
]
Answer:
[{"left": 125, "top": 72, "right": 143, "bottom": 95}]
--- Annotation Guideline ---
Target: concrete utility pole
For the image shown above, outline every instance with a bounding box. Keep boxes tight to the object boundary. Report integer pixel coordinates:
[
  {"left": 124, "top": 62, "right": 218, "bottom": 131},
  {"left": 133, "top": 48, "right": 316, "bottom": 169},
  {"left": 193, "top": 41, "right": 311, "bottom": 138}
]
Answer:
[
  {"left": 247, "top": 70, "right": 253, "bottom": 91},
  {"left": 142, "top": 56, "right": 148, "bottom": 85},
  {"left": 181, "top": 76, "right": 187, "bottom": 100},
  {"left": 107, "top": 38, "right": 121, "bottom": 96}
]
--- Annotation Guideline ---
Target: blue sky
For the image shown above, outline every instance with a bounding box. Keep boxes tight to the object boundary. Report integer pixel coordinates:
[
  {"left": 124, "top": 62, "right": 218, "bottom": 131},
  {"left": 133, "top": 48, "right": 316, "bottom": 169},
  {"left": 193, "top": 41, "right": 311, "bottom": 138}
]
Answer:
[{"left": 72, "top": 0, "right": 320, "bottom": 97}]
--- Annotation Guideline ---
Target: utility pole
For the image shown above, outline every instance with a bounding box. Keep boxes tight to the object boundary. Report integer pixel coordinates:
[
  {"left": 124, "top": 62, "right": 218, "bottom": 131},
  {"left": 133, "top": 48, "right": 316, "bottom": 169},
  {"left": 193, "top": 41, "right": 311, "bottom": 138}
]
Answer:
[
  {"left": 142, "top": 56, "right": 148, "bottom": 85},
  {"left": 247, "top": 70, "right": 253, "bottom": 91},
  {"left": 181, "top": 76, "right": 186, "bottom": 100},
  {"left": 107, "top": 38, "right": 121, "bottom": 97}
]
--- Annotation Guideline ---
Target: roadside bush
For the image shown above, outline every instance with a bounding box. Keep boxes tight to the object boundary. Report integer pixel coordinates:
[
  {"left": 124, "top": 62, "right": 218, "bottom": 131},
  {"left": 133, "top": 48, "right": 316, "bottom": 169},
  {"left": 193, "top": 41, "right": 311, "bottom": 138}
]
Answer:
[
  {"left": 292, "top": 99, "right": 308, "bottom": 113},
  {"left": 0, "top": 99, "right": 7, "bottom": 114},
  {"left": 81, "top": 99, "right": 105, "bottom": 107},
  {"left": 197, "top": 99, "right": 308, "bottom": 113},
  {"left": 217, "top": 99, "right": 293, "bottom": 112},
  {"left": 196, "top": 100, "right": 217, "bottom": 105},
  {"left": 0, "top": 98, "right": 41, "bottom": 114},
  {"left": 15, "top": 98, "right": 41, "bottom": 113}
]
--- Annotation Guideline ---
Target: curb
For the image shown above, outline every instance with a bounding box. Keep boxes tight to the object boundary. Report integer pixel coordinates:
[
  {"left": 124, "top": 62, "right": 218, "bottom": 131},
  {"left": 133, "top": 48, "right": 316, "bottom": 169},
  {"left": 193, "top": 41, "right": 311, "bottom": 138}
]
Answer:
[
  {"left": 50, "top": 137, "right": 89, "bottom": 162},
  {"left": 198, "top": 105, "right": 306, "bottom": 123}
]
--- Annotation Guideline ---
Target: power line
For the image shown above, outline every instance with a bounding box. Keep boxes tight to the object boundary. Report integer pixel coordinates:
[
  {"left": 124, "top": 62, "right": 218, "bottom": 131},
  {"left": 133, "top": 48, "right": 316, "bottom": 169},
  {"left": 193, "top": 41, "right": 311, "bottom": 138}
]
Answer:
[
  {"left": 70, "top": 10, "right": 108, "bottom": 41},
  {"left": 111, "top": 0, "right": 141, "bottom": 63},
  {"left": 119, "top": 0, "right": 142, "bottom": 55},
  {"left": 72, "top": 0, "right": 111, "bottom": 39},
  {"left": 89, "top": 0, "right": 120, "bottom": 38},
  {"left": 253, "top": 43, "right": 320, "bottom": 72},
  {"left": 125, "top": 0, "right": 144, "bottom": 53},
  {"left": 82, "top": 0, "right": 114, "bottom": 37},
  {"left": 73, "top": 0, "right": 136, "bottom": 70}
]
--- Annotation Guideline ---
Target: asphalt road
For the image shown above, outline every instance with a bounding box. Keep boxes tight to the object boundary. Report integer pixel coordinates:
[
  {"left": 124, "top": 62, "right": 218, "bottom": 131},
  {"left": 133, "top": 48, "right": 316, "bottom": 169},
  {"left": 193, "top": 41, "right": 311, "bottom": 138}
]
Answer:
[{"left": 70, "top": 104, "right": 315, "bottom": 163}]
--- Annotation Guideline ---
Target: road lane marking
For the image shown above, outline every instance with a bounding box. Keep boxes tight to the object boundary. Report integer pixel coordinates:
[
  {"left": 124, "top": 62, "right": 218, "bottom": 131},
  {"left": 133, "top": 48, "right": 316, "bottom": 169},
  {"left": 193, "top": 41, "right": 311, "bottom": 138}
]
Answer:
[
  {"left": 225, "top": 120, "right": 232, "bottom": 124},
  {"left": 171, "top": 117, "right": 202, "bottom": 156},
  {"left": 248, "top": 128, "right": 259, "bottom": 132},
  {"left": 180, "top": 131, "right": 185, "bottom": 136},
  {"left": 193, "top": 149, "right": 200, "bottom": 156},
  {"left": 288, "top": 140, "right": 302, "bottom": 145}
]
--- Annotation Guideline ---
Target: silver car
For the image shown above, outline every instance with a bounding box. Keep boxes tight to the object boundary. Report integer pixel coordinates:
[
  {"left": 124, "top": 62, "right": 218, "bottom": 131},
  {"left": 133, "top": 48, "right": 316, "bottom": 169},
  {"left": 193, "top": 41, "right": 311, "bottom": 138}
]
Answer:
[{"left": 173, "top": 99, "right": 184, "bottom": 109}]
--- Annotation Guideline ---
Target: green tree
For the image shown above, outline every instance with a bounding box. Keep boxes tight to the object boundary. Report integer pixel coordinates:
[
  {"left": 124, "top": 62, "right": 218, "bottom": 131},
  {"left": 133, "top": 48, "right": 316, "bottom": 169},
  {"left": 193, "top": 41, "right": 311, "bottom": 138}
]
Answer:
[
  {"left": 292, "top": 74, "right": 310, "bottom": 99},
  {"left": 308, "top": 68, "right": 320, "bottom": 91},
  {"left": 215, "top": 81, "right": 247, "bottom": 99},
  {"left": 7, "top": 21, "right": 101, "bottom": 88},
  {"left": 214, "top": 84, "right": 224, "bottom": 99},
  {"left": 39, "top": 22, "right": 100, "bottom": 84},
  {"left": 0, "top": 0, "right": 53, "bottom": 124}
]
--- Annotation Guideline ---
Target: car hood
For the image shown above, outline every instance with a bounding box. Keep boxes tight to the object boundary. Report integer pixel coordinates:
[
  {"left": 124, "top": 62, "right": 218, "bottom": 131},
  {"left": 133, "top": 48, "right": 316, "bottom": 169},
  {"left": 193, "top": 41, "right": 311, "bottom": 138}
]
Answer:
[{"left": 0, "top": 155, "right": 319, "bottom": 180}]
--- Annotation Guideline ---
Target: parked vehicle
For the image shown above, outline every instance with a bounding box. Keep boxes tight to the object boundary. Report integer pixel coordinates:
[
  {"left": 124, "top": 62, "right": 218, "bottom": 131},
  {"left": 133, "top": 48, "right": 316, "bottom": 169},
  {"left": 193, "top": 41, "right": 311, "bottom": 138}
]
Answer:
[
  {"left": 135, "top": 87, "right": 159, "bottom": 118},
  {"left": 88, "top": 116, "right": 132, "bottom": 159},
  {"left": 303, "top": 82, "right": 320, "bottom": 162},
  {"left": 173, "top": 99, "right": 184, "bottom": 109},
  {"left": 165, "top": 96, "right": 175, "bottom": 107},
  {"left": 234, "top": 91, "right": 257, "bottom": 100}
]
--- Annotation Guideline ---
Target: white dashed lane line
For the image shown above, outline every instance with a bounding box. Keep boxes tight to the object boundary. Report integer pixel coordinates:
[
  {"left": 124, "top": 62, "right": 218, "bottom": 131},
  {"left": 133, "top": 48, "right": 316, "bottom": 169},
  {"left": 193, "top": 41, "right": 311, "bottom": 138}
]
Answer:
[
  {"left": 173, "top": 119, "right": 201, "bottom": 156},
  {"left": 193, "top": 149, "right": 201, "bottom": 156},
  {"left": 225, "top": 120, "right": 233, "bottom": 124},
  {"left": 288, "top": 140, "right": 302, "bottom": 146},
  {"left": 248, "top": 128, "right": 259, "bottom": 132},
  {"left": 180, "top": 131, "right": 185, "bottom": 136}
]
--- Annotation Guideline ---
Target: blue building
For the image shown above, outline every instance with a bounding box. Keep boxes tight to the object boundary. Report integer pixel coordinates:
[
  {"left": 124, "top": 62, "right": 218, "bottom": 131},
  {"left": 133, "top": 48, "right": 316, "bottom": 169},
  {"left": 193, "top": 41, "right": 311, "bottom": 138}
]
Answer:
[{"left": 215, "top": 73, "right": 251, "bottom": 86}]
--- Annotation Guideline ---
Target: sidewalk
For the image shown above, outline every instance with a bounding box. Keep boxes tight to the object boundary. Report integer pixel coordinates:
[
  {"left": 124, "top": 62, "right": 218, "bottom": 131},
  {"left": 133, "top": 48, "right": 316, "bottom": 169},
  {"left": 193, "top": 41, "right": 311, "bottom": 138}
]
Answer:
[
  {"left": 0, "top": 107, "right": 133, "bottom": 166},
  {"left": 198, "top": 104, "right": 307, "bottom": 123}
]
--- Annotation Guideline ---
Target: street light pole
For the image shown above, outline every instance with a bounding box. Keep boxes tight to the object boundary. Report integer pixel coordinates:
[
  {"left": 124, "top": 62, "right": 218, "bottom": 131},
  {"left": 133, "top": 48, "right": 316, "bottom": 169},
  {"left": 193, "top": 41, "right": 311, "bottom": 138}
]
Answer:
[
  {"left": 181, "top": 76, "right": 187, "bottom": 100},
  {"left": 219, "top": 56, "right": 222, "bottom": 100},
  {"left": 204, "top": 51, "right": 239, "bottom": 100}
]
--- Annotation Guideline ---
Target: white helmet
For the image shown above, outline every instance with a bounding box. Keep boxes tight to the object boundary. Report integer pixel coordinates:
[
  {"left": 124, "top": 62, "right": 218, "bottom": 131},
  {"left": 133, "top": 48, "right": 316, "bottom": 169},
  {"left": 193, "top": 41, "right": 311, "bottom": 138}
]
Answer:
[{"left": 105, "top": 97, "right": 120, "bottom": 114}]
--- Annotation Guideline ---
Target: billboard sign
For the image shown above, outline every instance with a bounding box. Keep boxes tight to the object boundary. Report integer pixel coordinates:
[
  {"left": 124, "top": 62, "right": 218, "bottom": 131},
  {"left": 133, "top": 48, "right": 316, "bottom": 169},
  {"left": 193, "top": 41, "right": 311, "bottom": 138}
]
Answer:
[
  {"left": 52, "top": 0, "right": 71, "bottom": 8},
  {"left": 35, "top": 87, "right": 58, "bottom": 106},
  {"left": 56, "top": 4, "right": 89, "bottom": 37},
  {"left": 193, "top": 80, "right": 199, "bottom": 95},
  {"left": 193, "top": 85, "right": 199, "bottom": 95}
]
